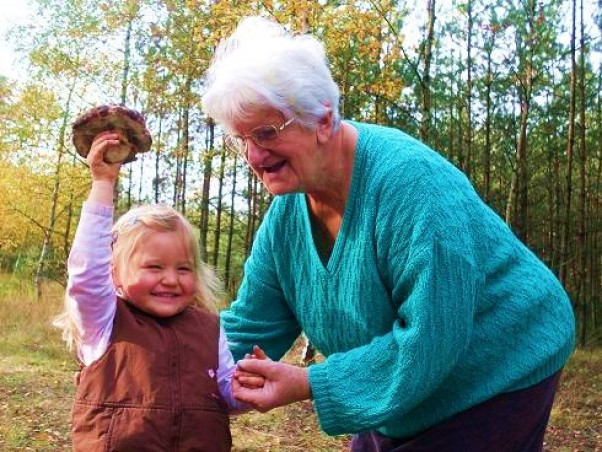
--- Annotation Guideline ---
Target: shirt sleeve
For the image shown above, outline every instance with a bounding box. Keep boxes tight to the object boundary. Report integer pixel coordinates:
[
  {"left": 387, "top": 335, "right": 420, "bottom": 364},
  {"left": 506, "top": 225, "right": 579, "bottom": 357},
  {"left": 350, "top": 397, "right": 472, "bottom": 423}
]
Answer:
[
  {"left": 66, "top": 201, "right": 117, "bottom": 366},
  {"left": 216, "top": 327, "right": 253, "bottom": 414}
]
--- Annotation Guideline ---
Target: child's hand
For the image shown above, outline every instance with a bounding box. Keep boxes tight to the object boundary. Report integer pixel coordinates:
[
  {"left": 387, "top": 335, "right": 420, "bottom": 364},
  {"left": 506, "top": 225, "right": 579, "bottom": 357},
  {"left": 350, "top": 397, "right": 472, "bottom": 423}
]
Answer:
[
  {"left": 87, "top": 131, "right": 123, "bottom": 184},
  {"left": 86, "top": 131, "right": 123, "bottom": 205},
  {"left": 244, "top": 345, "right": 268, "bottom": 360},
  {"left": 234, "top": 345, "right": 267, "bottom": 390}
]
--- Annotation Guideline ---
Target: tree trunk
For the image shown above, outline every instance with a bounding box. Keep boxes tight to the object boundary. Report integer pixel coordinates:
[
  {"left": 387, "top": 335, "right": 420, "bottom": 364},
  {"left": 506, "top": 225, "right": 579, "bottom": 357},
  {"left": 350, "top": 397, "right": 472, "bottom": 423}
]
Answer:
[
  {"left": 505, "top": 4, "right": 537, "bottom": 243},
  {"left": 154, "top": 116, "right": 163, "bottom": 204},
  {"left": 212, "top": 146, "right": 227, "bottom": 268},
  {"left": 174, "top": 112, "right": 183, "bottom": 208},
  {"left": 180, "top": 106, "right": 189, "bottom": 214},
  {"left": 121, "top": 13, "right": 134, "bottom": 209},
  {"left": 244, "top": 173, "right": 260, "bottom": 258},
  {"left": 225, "top": 155, "right": 238, "bottom": 291},
  {"left": 544, "top": 88, "right": 557, "bottom": 270},
  {"left": 559, "top": 0, "right": 577, "bottom": 288},
  {"left": 591, "top": 70, "right": 602, "bottom": 336},
  {"left": 35, "top": 81, "right": 76, "bottom": 298},
  {"left": 514, "top": 96, "right": 530, "bottom": 242},
  {"left": 464, "top": 0, "right": 474, "bottom": 178},
  {"left": 199, "top": 118, "right": 214, "bottom": 262},
  {"left": 419, "top": 0, "right": 436, "bottom": 142},
  {"left": 577, "top": 0, "right": 587, "bottom": 346},
  {"left": 483, "top": 33, "right": 494, "bottom": 203},
  {"left": 180, "top": 76, "right": 193, "bottom": 214}
]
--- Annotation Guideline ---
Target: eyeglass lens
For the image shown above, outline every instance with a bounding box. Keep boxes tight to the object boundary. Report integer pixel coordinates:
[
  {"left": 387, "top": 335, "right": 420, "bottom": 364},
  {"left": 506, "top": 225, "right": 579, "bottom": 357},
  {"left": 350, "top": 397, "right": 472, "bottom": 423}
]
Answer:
[
  {"left": 225, "top": 125, "right": 279, "bottom": 153},
  {"left": 224, "top": 118, "right": 293, "bottom": 154}
]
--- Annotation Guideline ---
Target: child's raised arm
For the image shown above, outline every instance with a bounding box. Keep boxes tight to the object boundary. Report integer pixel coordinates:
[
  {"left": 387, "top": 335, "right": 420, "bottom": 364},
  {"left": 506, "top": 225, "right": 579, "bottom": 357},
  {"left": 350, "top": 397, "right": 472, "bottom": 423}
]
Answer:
[{"left": 63, "top": 132, "right": 124, "bottom": 364}]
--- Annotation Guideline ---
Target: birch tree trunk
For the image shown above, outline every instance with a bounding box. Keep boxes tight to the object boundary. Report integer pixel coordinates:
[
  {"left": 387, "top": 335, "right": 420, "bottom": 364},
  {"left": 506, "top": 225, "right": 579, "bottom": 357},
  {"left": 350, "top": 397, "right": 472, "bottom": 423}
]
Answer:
[
  {"left": 35, "top": 82, "right": 76, "bottom": 299},
  {"left": 121, "top": 10, "right": 135, "bottom": 209}
]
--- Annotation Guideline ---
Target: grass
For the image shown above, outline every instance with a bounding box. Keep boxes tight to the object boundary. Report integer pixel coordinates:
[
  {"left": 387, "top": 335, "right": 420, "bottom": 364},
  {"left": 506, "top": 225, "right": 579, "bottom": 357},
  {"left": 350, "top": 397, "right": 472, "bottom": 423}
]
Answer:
[
  {"left": 0, "top": 273, "right": 599, "bottom": 451},
  {"left": 545, "top": 350, "right": 602, "bottom": 451}
]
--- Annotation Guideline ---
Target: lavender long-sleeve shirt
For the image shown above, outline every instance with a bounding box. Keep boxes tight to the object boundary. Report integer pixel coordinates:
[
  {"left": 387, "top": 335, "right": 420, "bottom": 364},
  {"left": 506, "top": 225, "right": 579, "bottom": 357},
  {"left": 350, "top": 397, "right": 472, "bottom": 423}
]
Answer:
[{"left": 66, "top": 201, "right": 244, "bottom": 412}]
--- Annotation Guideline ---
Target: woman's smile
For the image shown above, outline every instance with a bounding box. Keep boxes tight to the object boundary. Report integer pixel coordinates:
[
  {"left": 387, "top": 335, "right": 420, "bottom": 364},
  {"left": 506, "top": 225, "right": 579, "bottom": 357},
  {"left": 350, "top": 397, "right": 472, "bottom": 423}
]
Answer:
[{"left": 262, "top": 159, "right": 287, "bottom": 174}]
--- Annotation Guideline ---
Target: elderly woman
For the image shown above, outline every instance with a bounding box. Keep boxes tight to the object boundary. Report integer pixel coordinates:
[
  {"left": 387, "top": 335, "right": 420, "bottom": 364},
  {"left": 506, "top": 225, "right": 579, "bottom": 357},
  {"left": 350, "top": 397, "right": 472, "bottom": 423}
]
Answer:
[{"left": 201, "top": 16, "right": 575, "bottom": 452}]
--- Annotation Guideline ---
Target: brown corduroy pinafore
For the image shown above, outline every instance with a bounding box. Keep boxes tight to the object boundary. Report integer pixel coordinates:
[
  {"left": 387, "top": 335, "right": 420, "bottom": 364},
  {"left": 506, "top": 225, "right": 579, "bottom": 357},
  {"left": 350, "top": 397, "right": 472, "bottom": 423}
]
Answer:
[{"left": 71, "top": 299, "right": 232, "bottom": 452}]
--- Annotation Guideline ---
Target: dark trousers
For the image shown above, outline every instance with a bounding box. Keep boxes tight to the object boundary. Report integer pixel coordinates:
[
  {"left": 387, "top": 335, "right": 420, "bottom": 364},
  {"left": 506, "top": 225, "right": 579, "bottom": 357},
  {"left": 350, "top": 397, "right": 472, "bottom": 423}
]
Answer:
[{"left": 350, "top": 371, "right": 561, "bottom": 452}]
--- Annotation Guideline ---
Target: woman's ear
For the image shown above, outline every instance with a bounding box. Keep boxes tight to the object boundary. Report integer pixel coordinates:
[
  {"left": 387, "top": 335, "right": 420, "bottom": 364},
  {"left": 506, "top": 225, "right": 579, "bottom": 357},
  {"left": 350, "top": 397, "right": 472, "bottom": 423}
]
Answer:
[{"left": 316, "top": 107, "right": 334, "bottom": 145}]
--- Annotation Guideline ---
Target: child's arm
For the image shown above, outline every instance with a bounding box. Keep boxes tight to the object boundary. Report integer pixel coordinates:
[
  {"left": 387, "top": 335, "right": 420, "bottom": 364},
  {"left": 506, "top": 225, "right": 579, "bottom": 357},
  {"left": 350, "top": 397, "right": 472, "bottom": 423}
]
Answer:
[
  {"left": 217, "top": 328, "right": 250, "bottom": 413},
  {"left": 217, "top": 329, "right": 265, "bottom": 414},
  {"left": 66, "top": 132, "right": 123, "bottom": 365},
  {"left": 66, "top": 202, "right": 115, "bottom": 365}
]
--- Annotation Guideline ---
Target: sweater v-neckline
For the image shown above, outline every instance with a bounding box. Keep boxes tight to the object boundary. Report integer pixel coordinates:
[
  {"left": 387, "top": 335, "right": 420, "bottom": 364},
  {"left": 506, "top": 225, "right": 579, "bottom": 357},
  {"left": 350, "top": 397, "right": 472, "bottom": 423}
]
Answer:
[{"left": 302, "top": 122, "right": 364, "bottom": 275}]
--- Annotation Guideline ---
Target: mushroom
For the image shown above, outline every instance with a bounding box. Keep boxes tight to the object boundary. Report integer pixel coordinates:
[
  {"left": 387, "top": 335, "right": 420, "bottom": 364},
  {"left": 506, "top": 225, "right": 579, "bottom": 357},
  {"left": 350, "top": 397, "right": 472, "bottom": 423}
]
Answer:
[{"left": 72, "top": 104, "right": 152, "bottom": 164}]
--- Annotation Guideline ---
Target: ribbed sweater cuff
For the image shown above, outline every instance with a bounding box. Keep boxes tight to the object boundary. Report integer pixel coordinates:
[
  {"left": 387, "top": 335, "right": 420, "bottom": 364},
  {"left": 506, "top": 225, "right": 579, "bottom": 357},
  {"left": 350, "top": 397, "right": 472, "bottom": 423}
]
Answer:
[{"left": 308, "top": 363, "right": 343, "bottom": 436}]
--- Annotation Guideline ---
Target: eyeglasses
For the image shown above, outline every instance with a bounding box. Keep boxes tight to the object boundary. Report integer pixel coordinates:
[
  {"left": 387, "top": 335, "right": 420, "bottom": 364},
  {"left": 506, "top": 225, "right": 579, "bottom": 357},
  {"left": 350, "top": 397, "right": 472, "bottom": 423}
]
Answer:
[{"left": 224, "top": 117, "right": 295, "bottom": 156}]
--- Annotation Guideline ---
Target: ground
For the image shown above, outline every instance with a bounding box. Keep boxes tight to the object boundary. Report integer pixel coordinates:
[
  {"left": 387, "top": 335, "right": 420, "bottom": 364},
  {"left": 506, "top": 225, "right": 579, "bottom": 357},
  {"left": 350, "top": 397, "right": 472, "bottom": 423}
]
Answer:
[
  {"left": 0, "top": 279, "right": 599, "bottom": 451},
  {"left": 0, "top": 346, "right": 600, "bottom": 451}
]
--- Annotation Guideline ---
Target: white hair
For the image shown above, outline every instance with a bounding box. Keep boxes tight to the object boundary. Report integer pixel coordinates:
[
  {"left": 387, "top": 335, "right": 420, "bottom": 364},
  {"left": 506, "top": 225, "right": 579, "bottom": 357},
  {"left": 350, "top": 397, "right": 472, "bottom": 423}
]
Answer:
[{"left": 202, "top": 16, "right": 340, "bottom": 131}]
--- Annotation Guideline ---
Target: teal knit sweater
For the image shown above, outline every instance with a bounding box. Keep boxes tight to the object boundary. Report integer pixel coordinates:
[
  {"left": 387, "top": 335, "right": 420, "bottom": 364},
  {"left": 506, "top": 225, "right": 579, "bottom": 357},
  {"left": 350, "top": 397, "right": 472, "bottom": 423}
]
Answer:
[{"left": 221, "top": 121, "right": 575, "bottom": 438}]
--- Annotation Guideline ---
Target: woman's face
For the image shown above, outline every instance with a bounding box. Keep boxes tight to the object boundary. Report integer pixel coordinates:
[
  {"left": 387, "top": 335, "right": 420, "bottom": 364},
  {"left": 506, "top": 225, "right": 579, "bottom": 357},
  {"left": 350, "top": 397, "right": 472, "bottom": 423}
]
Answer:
[{"left": 229, "top": 108, "right": 328, "bottom": 195}]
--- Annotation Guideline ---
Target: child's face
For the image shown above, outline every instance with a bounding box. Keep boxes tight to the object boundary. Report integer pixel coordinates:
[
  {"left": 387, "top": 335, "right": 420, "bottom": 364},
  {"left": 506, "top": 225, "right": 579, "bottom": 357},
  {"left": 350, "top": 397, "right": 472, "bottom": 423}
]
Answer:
[{"left": 117, "top": 230, "right": 197, "bottom": 317}]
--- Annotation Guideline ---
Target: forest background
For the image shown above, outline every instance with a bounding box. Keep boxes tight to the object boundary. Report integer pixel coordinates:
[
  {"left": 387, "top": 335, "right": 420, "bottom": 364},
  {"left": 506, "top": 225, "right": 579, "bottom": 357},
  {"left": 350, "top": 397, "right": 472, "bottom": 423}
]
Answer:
[
  {"left": 0, "top": 0, "right": 601, "bottom": 449},
  {"left": 0, "top": 0, "right": 601, "bottom": 350}
]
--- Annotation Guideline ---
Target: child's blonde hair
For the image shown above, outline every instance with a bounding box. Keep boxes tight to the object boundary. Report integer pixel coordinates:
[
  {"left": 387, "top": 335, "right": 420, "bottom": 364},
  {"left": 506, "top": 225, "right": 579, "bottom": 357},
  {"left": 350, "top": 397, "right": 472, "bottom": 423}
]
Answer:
[{"left": 54, "top": 204, "right": 222, "bottom": 351}]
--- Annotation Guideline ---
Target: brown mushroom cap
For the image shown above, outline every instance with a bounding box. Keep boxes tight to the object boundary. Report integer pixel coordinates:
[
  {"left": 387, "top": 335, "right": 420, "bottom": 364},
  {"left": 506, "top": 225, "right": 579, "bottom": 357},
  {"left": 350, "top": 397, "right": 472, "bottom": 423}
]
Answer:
[{"left": 72, "top": 104, "right": 152, "bottom": 164}]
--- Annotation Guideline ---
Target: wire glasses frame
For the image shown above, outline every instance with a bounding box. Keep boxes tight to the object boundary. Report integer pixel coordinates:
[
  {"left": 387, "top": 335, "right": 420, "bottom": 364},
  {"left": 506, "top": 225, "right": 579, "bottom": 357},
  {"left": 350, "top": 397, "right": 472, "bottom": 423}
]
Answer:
[{"left": 223, "top": 117, "right": 296, "bottom": 157}]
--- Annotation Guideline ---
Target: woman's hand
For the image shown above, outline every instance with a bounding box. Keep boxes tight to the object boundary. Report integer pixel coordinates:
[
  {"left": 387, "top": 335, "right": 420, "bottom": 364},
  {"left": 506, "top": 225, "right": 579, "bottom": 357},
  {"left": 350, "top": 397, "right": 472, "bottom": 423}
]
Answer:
[
  {"left": 86, "top": 131, "right": 123, "bottom": 205},
  {"left": 233, "top": 358, "right": 312, "bottom": 412}
]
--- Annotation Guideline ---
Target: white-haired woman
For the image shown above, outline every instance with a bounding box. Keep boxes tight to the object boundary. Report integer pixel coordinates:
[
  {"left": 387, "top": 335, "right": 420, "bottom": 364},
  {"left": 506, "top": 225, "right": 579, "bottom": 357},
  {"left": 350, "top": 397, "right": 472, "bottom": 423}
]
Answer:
[{"left": 202, "top": 16, "right": 575, "bottom": 452}]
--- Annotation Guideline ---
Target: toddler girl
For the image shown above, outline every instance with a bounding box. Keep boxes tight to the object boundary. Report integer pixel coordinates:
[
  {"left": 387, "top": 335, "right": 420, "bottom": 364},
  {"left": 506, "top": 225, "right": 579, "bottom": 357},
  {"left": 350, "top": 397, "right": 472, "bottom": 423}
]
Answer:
[{"left": 55, "top": 131, "right": 256, "bottom": 451}]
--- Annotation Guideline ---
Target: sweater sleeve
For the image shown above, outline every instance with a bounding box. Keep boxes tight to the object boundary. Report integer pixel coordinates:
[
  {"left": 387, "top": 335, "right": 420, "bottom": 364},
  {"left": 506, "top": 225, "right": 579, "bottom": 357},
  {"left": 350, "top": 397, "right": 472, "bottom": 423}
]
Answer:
[
  {"left": 309, "top": 158, "right": 485, "bottom": 435},
  {"left": 220, "top": 208, "right": 302, "bottom": 362},
  {"left": 66, "top": 201, "right": 117, "bottom": 365}
]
